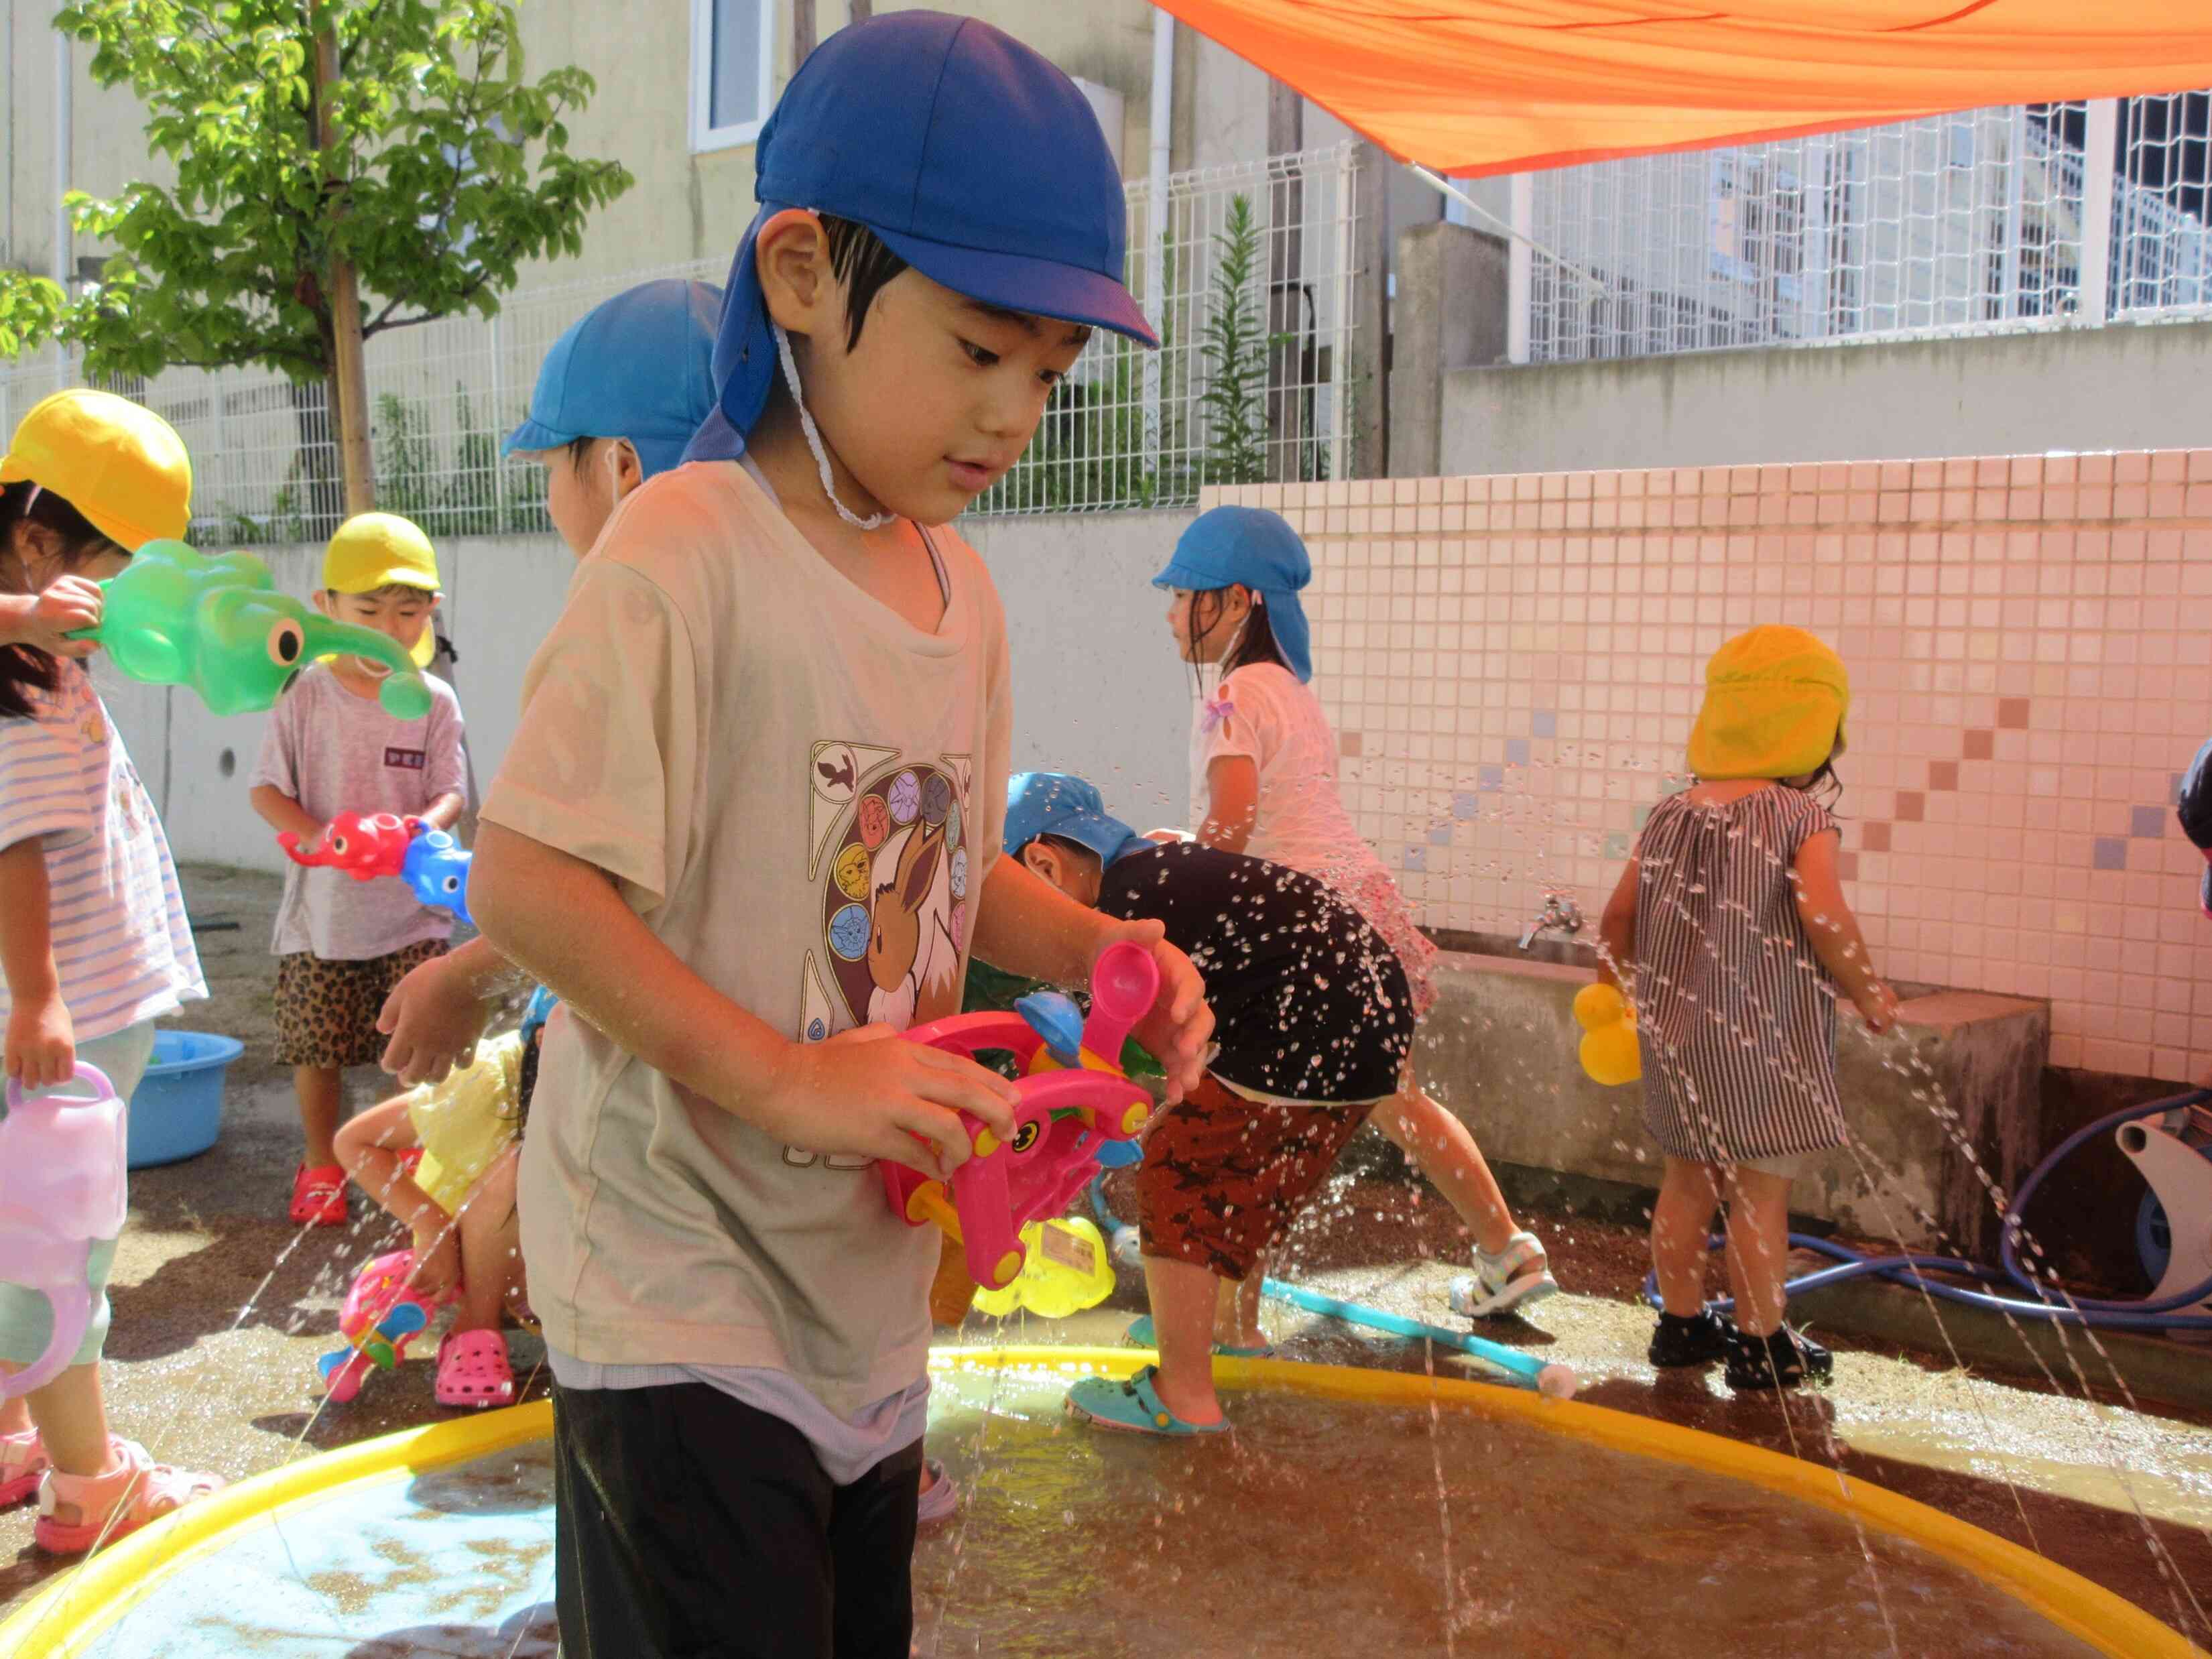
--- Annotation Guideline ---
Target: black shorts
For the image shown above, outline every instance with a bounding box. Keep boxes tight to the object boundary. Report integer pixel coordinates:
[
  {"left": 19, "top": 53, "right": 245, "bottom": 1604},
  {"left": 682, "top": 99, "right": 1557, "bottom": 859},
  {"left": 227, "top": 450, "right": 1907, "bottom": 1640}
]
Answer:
[{"left": 551, "top": 1379, "right": 922, "bottom": 1659}]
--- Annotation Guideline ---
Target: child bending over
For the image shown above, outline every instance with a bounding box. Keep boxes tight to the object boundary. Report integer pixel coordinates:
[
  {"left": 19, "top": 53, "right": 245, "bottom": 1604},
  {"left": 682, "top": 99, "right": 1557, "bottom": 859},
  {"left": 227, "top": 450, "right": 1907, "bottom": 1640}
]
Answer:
[
  {"left": 1000, "top": 772, "right": 1413, "bottom": 1434},
  {"left": 332, "top": 989, "right": 556, "bottom": 1406}
]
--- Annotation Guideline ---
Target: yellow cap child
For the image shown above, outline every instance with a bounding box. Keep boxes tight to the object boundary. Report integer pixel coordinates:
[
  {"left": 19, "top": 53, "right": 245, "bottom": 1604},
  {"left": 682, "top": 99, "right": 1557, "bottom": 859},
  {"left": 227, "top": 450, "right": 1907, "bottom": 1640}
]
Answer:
[
  {"left": 1686, "top": 625, "right": 1849, "bottom": 782},
  {"left": 0, "top": 388, "right": 192, "bottom": 550},
  {"left": 319, "top": 512, "right": 442, "bottom": 670}
]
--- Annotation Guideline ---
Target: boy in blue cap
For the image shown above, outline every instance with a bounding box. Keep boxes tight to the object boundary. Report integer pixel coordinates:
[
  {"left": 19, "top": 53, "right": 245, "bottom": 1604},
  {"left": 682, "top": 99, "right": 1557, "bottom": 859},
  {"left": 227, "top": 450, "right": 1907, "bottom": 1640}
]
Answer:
[
  {"left": 994, "top": 772, "right": 1414, "bottom": 1434},
  {"left": 372, "top": 277, "right": 725, "bottom": 1085},
  {"left": 468, "top": 15, "right": 1211, "bottom": 1656},
  {"left": 502, "top": 276, "right": 723, "bottom": 557}
]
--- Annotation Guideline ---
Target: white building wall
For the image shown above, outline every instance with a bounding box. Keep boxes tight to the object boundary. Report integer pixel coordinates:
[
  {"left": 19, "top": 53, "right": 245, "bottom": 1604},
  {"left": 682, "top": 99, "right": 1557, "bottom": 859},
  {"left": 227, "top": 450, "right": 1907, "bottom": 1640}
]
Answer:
[{"left": 1439, "top": 318, "right": 2212, "bottom": 479}]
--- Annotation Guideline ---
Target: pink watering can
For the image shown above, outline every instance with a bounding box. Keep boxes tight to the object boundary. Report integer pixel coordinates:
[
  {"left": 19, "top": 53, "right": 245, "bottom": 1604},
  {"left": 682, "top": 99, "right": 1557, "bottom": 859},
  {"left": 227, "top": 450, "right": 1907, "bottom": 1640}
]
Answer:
[
  {"left": 885, "top": 942, "right": 1158, "bottom": 1291},
  {"left": 0, "top": 1064, "right": 127, "bottom": 1400}
]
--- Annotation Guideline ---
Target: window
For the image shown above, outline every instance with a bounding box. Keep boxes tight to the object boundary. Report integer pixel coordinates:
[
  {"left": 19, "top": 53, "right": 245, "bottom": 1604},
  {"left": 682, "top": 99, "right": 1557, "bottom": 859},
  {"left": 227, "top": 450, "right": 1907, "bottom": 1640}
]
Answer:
[{"left": 692, "top": 0, "right": 775, "bottom": 153}]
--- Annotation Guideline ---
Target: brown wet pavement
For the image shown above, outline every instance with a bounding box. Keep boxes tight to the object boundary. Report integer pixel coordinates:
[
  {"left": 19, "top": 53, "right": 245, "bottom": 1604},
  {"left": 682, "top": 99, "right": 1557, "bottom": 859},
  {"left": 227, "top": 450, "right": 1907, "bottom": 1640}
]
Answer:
[{"left": 3, "top": 865, "right": 2208, "bottom": 1650}]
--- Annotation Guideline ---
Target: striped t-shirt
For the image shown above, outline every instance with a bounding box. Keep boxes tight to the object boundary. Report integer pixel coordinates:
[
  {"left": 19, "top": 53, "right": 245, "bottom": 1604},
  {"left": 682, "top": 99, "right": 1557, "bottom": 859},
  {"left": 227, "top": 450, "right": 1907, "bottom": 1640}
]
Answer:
[
  {"left": 1632, "top": 784, "right": 1847, "bottom": 1164},
  {"left": 0, "top": 660, "right": 205, "bottom": 1041}
]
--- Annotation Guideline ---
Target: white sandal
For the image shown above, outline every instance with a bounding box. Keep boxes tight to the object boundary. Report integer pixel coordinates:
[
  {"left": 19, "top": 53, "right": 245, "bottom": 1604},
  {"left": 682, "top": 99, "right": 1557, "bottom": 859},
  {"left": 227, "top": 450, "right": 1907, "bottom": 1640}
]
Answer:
[{"left": 1447, "top": 1231, "right": 1558, "bottom": 1319}]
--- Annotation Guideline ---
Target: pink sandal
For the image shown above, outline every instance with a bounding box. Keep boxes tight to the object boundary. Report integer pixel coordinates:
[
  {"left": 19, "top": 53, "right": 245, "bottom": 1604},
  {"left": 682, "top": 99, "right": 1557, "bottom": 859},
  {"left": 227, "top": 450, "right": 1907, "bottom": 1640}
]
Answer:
[
  {"left": 35, "top": 1437, "right": 223, "bottom": 1555},
  {"left": 434, "top": 1329, "right": 515, "bottom": 1410},
  {"left": 1, "top": 1427, "right": 50, "bottom": 1507}
]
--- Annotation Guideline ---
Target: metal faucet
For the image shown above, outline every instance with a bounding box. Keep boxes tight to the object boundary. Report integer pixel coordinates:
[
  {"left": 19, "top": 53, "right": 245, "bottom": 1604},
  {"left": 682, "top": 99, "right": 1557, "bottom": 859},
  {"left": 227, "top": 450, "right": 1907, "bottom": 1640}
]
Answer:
[{"left": 1518, "top": 893, "right": 1583, "bottom": 951}]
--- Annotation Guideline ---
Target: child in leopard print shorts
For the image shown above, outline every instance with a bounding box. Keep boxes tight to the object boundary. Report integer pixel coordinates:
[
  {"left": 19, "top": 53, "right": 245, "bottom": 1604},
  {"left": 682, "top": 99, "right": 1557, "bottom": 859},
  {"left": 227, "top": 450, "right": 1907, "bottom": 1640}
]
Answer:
[{"left": 248, "top": 515, "right": 468, "bottom": 1227}]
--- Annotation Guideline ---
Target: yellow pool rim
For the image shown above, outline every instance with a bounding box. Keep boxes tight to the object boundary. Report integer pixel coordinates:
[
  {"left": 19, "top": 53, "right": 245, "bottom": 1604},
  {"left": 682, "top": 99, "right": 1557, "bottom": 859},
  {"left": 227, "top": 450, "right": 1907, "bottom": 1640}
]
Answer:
[{"left": 1, "top": 1346, "right": 2199, "bottom": 1659}]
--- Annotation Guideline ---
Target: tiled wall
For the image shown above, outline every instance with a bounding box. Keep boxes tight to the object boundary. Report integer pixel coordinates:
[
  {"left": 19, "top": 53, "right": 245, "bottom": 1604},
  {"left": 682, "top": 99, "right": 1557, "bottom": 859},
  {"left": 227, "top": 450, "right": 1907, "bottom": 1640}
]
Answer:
[{"left": 1204, "top": 449, "right": 2212, "bottom": 1082}]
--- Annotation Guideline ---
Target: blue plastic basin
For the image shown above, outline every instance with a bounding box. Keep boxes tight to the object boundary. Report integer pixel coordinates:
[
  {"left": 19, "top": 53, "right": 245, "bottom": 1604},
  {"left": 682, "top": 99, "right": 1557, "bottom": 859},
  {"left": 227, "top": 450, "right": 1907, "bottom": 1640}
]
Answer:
[{"left": 127, "top": 1031, "right": 245, "bottom": 1169}]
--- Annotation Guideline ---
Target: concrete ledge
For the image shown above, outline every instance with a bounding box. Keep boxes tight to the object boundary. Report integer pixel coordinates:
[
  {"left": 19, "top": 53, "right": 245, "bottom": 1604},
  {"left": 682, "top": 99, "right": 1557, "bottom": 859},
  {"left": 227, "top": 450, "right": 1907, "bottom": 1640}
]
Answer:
[
  {"left": 1419, "top": 948, "right": 2050, "bottom": 1253},
  {"left": 1792, "top": 1272, "right": 2212, "bottom": 1417}
]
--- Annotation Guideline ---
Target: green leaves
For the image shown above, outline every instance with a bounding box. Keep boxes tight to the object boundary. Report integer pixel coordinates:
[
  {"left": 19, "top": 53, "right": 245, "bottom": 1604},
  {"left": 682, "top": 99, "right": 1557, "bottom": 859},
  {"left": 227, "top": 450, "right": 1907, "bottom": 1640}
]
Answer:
[
  {"left": 2, "top": 0, "right": 629, "bottom": 384},
  {"left": 1200, "top": 194, "right": 1273, "bottom": 487}
]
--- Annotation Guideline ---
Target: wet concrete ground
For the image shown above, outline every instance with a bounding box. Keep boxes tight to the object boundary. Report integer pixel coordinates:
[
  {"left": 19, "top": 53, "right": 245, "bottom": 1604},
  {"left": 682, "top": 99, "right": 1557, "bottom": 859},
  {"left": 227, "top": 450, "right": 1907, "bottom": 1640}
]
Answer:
[{"left": 3, "top": 866, "right": 2209, "bottom": 1650}]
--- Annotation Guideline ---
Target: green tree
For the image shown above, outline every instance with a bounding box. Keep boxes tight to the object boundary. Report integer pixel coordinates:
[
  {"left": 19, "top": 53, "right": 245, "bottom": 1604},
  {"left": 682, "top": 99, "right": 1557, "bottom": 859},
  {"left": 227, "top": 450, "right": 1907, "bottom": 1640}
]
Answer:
[{"left": 0, "top": 0, "right": 629, "bottom": 536}]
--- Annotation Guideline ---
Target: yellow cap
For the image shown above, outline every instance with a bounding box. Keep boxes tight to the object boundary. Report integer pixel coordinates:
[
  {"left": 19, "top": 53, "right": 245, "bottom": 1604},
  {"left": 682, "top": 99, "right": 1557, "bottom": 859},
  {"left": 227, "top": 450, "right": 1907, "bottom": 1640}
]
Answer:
[
  {"left": 323, "top": 513, "right": 440, "bottom": 668},
  {"left": 1686, "top": 626, "right": 1849, "bottom": 782},
  {"left": 0, "top": 389, "right": 192, "bottom": 550}
]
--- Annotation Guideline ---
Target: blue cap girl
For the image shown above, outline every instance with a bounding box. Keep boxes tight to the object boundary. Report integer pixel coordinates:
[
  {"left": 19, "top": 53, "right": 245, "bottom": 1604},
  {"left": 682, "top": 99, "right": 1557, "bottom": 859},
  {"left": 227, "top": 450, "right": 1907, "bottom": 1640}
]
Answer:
[{"left": 1154, "top": 504, "right": 1560, "bottom": 1320}]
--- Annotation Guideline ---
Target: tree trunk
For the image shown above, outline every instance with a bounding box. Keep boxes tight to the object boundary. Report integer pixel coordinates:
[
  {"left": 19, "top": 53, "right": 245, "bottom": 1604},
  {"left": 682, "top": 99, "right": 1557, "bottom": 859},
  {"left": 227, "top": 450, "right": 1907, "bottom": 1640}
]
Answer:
[
  {"left": 311, "top": 12, "right": 375, "bottom": 518},
  {"left": 793, "top": 0, "right": 815, "bottom": 62}
]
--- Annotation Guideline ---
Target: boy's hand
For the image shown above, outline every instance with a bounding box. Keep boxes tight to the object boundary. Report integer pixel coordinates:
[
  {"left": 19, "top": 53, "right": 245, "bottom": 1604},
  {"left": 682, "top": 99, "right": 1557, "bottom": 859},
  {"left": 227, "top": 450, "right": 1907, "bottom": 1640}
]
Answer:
[
  {"left": 752, "top": 1025, "right": 1022, "bottom": 1180},
  {"left": 1100, "top": 919, "right": 1212, "bottom": 1103},
  {"left": 5, "top": 580, "right": 103, "bottom": 659},
  {"left": 377, "top": 954, "right": 489, "bottom": 1087},
  {"left": 1852, "top": 981, "right": 1902, "bottom": 1035},
  {"left": 4, "top": 993, "right": 75, "bottom": 1091}
]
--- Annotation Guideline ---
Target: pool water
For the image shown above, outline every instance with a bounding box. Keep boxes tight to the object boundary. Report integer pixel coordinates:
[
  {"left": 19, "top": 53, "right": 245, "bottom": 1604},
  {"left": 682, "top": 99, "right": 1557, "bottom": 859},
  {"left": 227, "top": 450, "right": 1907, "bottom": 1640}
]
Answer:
[
  {"left": 912, "top": 1365, "right": 2101, "bottom": 1659},
  {"left": 29, "top": 1366, "right": 2103, "bottom": 1658}
]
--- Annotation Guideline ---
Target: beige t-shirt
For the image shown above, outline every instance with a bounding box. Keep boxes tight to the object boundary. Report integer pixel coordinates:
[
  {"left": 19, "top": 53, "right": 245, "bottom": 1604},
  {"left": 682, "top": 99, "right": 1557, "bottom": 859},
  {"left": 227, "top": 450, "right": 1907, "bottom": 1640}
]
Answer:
[{"left": 481, "top": 461, "right": 1010, "bottom": 1415}]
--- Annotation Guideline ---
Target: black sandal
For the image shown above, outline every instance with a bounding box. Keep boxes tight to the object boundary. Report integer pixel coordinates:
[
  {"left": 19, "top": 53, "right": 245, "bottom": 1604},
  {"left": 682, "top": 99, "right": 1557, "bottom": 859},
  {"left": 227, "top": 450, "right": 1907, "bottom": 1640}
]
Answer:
[
  {"left": 1648, "top": 1308, "right": 1735, "bottom": 1367},
  {"left": 1725, "top": 1325, "right": 1834, "bottom": 1390}
]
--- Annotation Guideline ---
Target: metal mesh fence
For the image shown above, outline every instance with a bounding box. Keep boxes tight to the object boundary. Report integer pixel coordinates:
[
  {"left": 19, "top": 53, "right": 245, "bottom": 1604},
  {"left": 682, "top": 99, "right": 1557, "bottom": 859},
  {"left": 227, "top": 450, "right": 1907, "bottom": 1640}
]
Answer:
[
  {"left": 0, "top": 144, "right": 1362, "bottom": 533},
  {"left": 0, "top": 258, "right": 721, "bottom": 544},
  {"left": 975, "top": 143, "right": 1360, "bottom": 514},
  {"left": 1523, "top": 95, "right": 2212, "bottom": 362}
]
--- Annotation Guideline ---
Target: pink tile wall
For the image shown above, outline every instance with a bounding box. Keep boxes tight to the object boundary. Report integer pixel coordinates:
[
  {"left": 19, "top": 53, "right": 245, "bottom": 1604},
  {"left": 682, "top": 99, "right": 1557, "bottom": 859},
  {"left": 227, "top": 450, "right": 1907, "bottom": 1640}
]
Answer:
[{"left": 1204, "top": 450, "right": 2212, "bottom": 1083}]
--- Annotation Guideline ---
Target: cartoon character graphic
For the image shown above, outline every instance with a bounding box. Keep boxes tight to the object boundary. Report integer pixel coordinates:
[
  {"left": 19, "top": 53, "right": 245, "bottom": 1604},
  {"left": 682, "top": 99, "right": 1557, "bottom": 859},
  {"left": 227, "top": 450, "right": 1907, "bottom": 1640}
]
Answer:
[
  {"left": 864, "top": 816, "right": 957, "bottom": 1029},
  {"left": 814, "top": 755, "right": 971, "bottom": 1039}
]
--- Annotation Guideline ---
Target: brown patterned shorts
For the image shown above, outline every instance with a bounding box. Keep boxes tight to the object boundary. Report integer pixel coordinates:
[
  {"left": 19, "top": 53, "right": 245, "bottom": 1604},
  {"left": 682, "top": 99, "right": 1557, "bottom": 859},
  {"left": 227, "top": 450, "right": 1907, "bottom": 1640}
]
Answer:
[
  {"left": 275, "top": 939, "right": 447, "bottom": 1068},
  {"left": 1135, "top": 1074, "right": 1373, "bottom": 1281}
]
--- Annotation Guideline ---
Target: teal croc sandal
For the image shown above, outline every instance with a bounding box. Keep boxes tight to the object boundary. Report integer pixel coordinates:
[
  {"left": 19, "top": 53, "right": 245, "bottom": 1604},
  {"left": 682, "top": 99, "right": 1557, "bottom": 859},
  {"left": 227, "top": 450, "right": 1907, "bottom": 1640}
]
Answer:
[
  {"left": 1123, "top": 1314, "right": 1275, "bottom": 1359},
  {"left": 1066, "top": 1365, "right": 1229, "bottom": 1436}
]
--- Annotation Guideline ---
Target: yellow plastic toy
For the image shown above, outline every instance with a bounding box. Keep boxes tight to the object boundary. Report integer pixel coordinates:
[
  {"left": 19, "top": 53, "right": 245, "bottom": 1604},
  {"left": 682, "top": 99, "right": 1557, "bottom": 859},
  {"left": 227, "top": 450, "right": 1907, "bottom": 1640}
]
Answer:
[
  {"left": 1574, "top": 982, "right": 1642, "bottom": 1086},
  {"left": 971, "top": 1217, "right": 1119, "bottom": 1318}
]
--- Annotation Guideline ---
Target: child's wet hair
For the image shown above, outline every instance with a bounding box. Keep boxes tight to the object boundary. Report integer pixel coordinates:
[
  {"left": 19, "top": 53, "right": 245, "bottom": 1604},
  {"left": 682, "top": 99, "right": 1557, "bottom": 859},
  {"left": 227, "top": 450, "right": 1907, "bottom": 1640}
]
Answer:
[
  {"left": 1790, "top": 754, "right": 1847, "bottom": 810},
  {"left": 822, "top": 215, "right": 911, "bottom": 350},
  {"left": 1186, "top": 586, "right": 1290, "bottom": 700},
  {"left": 0, "top": 478, "right": 124, "bottom": 719},
  {"left": 565, "top": 435, "right": 599, "bottom": 473}
]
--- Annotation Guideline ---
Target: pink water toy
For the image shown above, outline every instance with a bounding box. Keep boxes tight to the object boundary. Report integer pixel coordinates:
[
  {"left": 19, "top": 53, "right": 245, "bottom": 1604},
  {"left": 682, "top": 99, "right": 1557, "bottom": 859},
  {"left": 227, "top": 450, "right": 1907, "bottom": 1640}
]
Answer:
[
  {"left": 885, "top": 942, "right": 1158, "bottom": 1290},
  {"left": 316, "top": 1249, "right": 456, "bottom": 1404},
  {"left": 0, "top": 1064, "right": 127, "bottom": 1400}
]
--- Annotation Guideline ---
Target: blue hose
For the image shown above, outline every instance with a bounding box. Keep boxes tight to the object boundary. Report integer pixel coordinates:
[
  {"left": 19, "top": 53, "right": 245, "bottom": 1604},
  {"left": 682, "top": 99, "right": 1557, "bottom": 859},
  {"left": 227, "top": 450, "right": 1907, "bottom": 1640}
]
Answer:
[{"left": 1647, "top": 1091, "right": 2212, "bottom": 1331}]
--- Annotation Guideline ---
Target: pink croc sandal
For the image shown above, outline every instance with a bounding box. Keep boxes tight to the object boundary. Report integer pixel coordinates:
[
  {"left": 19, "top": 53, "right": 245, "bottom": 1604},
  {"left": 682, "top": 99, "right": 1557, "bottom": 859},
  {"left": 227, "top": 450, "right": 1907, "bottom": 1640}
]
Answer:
[
  {"left": 434, "top": 1329, "right": 515, "bottom": 1410},
  {"left": 1, "top": 1428, "right": 50, "bottom": 1507},
  {"left": 35, "top": 1438, "right": 223, "bottom": 1556}
]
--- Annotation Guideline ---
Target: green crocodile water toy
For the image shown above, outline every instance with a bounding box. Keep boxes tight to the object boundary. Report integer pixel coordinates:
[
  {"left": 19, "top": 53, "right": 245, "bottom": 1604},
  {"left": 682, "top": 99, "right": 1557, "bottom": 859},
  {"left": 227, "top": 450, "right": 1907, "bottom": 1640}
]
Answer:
[{"left": 69, "top": 540, "right": 432, "bottom": 718}]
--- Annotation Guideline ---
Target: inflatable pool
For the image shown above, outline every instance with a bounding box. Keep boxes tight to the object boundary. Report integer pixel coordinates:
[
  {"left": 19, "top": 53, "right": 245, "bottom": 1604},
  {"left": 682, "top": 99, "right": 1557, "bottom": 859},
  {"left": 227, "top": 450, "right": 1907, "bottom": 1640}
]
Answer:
[{"left": 0, "top": 1348, "right": 2195, "bottom": 1658}]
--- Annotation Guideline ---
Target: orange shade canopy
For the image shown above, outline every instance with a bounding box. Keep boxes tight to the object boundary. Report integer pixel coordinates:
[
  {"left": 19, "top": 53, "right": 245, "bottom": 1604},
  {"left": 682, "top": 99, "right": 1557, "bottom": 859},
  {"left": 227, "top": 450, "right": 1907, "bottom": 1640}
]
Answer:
[{"left": 1153, "top": 1, "right": 2212, "bottom": 176}]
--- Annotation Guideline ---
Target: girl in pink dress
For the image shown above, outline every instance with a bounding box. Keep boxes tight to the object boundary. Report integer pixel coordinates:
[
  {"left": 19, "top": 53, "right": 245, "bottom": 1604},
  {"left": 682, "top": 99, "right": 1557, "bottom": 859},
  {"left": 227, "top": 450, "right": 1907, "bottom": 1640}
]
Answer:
[{"left": 1153, "top": 506, "right": 1556, "bottom": 1329}]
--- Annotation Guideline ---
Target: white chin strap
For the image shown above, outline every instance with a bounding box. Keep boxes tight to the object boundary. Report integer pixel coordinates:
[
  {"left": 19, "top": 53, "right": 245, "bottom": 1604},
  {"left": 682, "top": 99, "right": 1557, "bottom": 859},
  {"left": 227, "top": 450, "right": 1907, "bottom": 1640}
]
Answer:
[{"left": 774, "top": 323, "right": 894, "bottom": 531}]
